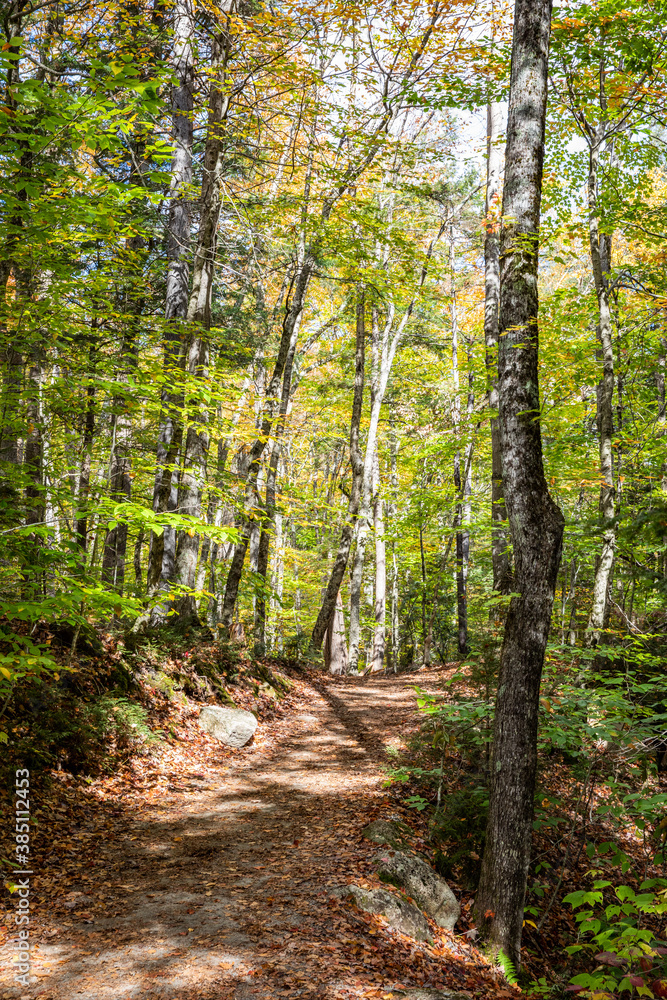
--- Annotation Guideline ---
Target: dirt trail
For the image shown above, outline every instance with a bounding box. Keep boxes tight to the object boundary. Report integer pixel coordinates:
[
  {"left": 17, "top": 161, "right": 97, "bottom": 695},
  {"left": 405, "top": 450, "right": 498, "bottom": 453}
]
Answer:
[{"left": 1, "top": 669, "right": 497, "bottom": 1000}]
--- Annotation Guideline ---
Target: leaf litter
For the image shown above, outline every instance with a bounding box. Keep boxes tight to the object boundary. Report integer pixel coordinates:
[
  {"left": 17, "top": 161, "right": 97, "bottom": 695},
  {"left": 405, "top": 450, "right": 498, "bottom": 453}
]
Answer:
[{"left": 0, "top": 662, "right": 515, "bottom": 999}]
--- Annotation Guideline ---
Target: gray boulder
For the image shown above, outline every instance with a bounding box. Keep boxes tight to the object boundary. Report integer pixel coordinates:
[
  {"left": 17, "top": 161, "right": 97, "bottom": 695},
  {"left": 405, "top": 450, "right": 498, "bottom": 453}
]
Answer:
[
  {"left": 361, "top": 818, "right": 408, "bottom": 849},
  {"left": 198, "top": 706, "right": 257, "bottom": 747},
  {"left": 333, "top": 885, "right": 432, "bottom": 943},
  {"left": 388, "top": 991, "right": 471, "bottom": 999},
  {"left": 373, "top": 849, "right": 460, "bottom": 931}
]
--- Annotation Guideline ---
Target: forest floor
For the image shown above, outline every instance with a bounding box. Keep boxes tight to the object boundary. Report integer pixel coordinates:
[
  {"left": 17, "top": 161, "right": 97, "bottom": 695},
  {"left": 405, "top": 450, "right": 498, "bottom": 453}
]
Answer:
[{"left": 0, "top": 664, "right": 515, "bottom": 1000}]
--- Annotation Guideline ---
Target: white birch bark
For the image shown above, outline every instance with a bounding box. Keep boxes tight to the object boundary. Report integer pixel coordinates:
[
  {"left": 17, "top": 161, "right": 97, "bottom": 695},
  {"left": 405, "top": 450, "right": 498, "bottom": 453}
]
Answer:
[
  {"left": 173, "top": 18, "right": 235, "bottom": 616},
  {"left": 148, "top": 0, "right": 195, "bottom": 593},
  {"left": 370, "top": 448, "right": 386, "bottom": 672},
  {"left": 585, "top": 124, "right": 615, "bottom": 647},
  {"left": 485, "top": 98, "right": 512, "bottom": 595}
]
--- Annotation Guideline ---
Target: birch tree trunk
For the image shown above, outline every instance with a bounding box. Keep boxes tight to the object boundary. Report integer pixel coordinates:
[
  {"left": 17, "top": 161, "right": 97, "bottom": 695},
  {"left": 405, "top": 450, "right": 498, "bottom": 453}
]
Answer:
[
  {"left": 473, "top": 0, "right": 563, "bottom": 969},
  {"left": 148, "top": 0, "right": 195, "bottom": 594},
  {"left": 24, "top": 347, "right": 44, "bottom": 532},
  {"left": 311, "top": 290, "right": 365, "bottom": 651},
  {"left": 75, "top": 338, "right": 96, "bottom": 553},
  {"left": 173, "top": 21, "right": 235, "bottom": 618},
  {"left": 349, "top": 305, "right": 382, "bottom": 671},
  {"left": 348, "top": 510, "right": 369, "bottom": 670},
  {"left": 102, "top": 325, "right": 137, "bottom": 594},
  {"left": 371, "top": 449, "right": 386, "bottom": 672},
  {"left": 324, "top": 590, "right": 348, "bottom": 675},
  {"left": 585, "top": 126, "right": 615, "bottom": 648},
  {"left": 388, "top": 413, "right": 400, "bottom": 671},
  {"left": 268, "top": 512, "right": 284, "bottom": 651},
  {"left": 485, "top": 99, "right": 512, "bottom": 595},
  {"left": 451, "top": 230, "right": 471, "bottom": 657}
]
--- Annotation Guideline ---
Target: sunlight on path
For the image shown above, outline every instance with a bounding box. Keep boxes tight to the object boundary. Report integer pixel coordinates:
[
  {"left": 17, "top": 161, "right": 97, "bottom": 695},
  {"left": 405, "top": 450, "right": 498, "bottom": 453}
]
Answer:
[{"left": 1, "top": 669, "right": 479, "bottom": 1000}]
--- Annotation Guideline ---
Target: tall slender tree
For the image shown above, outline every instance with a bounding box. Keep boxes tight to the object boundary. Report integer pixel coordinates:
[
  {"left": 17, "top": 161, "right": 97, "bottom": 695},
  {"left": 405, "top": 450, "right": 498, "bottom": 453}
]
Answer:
[
  {"left": 485, "top": 97, "right": 512, "bottom": 596},
  {"left": 473, "top": 0, "right": 564, "bottom": 970},
  {"left": 147, "top": 0, "right": 196, "bottom": 595}
]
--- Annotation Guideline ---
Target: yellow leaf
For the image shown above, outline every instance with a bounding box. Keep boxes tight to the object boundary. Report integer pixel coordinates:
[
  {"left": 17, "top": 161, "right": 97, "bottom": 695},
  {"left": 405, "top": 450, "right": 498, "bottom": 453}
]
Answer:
[{"left": 0, "top": 667, "right": 11, "bottom": 679}]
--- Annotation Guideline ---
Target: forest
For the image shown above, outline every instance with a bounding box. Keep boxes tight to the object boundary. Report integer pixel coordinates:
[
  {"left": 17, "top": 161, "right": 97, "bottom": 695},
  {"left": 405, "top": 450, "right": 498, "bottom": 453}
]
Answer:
[{"left": 2, "top": 0, "right": 667, "bottom": 997}]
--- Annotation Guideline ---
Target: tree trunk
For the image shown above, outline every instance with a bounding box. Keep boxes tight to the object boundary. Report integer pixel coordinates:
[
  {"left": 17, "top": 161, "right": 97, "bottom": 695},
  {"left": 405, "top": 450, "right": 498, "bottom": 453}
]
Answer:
[
  {"left": 349, "top": 306, "right": 386, "bottom": 671},
  {"left": 473, "top": 0, "right": 563, "bottom": 970},
  {"left": 24, "top": 348, "right": 44, "bottom": 531},
  {"left": 485, "top": 99, "right": 512, "bottom": 596},
  {"left": 173, "top": 334, "right": 210, "bottom": 615},
  {"left": 419, "top": 520, "right": 428, "bottom": 664},
  {"left": 220, "top": 297, "right": 304, "bottom": 631},
  {"left": 371, "top": 450, "right": 386, "bottom": 672},
  {"left": 0, "top": 342, "right": 22, "bottom": 466},
  {"left": 102, "top": 330, "right": 136, "bottom": 594},
  {"left": 173, "top": 23, "right": 234, "bottom": 618},
  {"left": 388, "top": 410, "right": 400, "bottom": 671},
  {"left": 268, "top": 512, "right": 284, "bottom": 651},
  {"left": 75, "top": 338, "right": 96, "bottom": 553},
  {"left": 147, "top": 0, "right": 195, "bottom": 594},
  {"left": 311, "top": 289, "right": 366, "bottom": 651},
  {"left": 254, "top": 439, "right": 281, "bottom": 654},
  {"left": 348, "top": 514, "right": 369, "bottom": 671},
  {"left": 585, "top": 129, "right": 615, "bottom": 648},
  {"left": 451, "top": 229, "right": 470, "bottom": 657},
  {"left": 133, "top": 530, "right": 144, "bottom": 592},
  {"left": 658, "top": 336, "right": 666, "bottom": 423},
  {"left": 324, "top": 590, "right": 348, "bottom": 675}
]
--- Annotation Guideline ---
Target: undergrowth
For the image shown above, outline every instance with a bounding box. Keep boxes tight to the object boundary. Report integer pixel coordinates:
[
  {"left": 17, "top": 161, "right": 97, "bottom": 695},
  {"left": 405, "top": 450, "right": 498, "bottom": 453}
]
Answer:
[
  {"left": 1, "top": 619, "right": 296, "bottom": 783},
  {"left": 384, "top": 642, "right": 667, "bottom": 998}
]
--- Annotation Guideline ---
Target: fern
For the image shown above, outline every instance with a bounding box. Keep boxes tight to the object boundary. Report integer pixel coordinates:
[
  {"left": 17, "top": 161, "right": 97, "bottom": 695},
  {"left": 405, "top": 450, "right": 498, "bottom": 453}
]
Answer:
[{"left": 497, "top": 949, "right": 518, "bottom": 986}]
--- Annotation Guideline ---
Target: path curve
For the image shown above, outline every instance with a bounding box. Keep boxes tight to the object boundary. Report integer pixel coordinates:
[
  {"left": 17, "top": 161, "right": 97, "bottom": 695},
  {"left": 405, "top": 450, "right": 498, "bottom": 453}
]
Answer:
[{"left": 2, "top": 668, "right": 496, "bottom": 1000}]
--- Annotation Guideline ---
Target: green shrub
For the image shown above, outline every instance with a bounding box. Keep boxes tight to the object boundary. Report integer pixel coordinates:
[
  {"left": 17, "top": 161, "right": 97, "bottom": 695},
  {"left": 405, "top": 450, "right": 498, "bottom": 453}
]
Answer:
[
  {"left": 4, "top": 688, "right": 163, "bottom": 776},
  {"left": 430, "top": 783, "right": 489, "bottom": 888}
]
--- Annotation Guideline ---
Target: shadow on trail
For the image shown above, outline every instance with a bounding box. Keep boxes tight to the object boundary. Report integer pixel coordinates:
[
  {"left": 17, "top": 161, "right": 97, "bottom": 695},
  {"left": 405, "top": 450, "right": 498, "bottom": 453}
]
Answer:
[{"left": 11, "top": 668, "right": 497, "bottom": 1000}]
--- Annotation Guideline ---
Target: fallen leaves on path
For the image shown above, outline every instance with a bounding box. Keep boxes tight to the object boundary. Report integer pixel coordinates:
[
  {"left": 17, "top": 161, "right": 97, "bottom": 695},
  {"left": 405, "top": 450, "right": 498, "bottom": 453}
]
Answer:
[{"left": 1, "top": 662, "right": 514, "bottom": 999}]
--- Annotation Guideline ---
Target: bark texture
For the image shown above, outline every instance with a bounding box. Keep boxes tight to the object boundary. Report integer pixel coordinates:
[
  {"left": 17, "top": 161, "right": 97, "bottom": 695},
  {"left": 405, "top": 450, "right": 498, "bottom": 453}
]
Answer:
[
  {"left": 585, "top": 130, "right": 615, "bottom": 647},
  {"left": 485, "top": 100, "right": 512, "bottom": 596},
  {"left": 311, "top": 291, "right": 365, "bottom": 651},
  {"left": 450, "top": 231, "right": 472, "bottom": 657},
  {"left": 102, "top": 327, "right": 137, "bottom": 594},
  {"left": 370, "top": 450, "right": 386, "bottom": 672},
  {"left": 473, "top": 0, "right": 563, "bottom": 970},
  {"left": 75, "top": 339, "right": 96, "bottom": 552},
  {"left": 147, "top": 0, "right": 195, "bottom": 594},
  {"left": 324, "top": 590, "right": 348, "bottom": 674},
  {"left": 172, "top": 22, "right": 234, "bottom": 617}
]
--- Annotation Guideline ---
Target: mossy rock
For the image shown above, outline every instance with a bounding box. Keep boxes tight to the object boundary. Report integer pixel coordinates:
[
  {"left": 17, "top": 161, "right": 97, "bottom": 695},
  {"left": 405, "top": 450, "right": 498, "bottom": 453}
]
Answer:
[{"left": 362, "top": 818, "right": 412, "bottom": 850}]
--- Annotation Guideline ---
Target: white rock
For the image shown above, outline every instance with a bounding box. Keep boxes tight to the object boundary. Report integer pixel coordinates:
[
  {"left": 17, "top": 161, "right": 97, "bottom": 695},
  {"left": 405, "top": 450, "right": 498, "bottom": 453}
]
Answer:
[
  {"left": 374, "top": 849, "right": 460, "bottom": 931},
  {"left": 198, "top": 706, "right": 257, "bottom": 747},
  {"left": 332, "top": 885, "right": 432, "bottom": 943}
]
